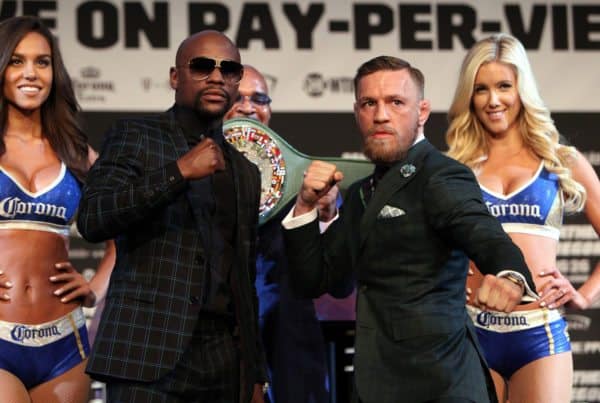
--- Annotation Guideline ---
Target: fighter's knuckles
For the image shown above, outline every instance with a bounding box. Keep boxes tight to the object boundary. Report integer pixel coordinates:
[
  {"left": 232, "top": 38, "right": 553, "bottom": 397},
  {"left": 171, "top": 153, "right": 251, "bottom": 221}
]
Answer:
[
  {"left": 313, "top": 161, "right": 337, "bottom": 175},
  {"left": 475, "top": 288, "right": 489, "bottom": 305}
]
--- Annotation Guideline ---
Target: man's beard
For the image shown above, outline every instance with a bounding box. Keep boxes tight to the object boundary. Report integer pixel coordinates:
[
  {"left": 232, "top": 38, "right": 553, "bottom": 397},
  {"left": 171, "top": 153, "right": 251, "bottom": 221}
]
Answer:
[{"left": 362, "top": 125, "right": 418, "bottom": 164}]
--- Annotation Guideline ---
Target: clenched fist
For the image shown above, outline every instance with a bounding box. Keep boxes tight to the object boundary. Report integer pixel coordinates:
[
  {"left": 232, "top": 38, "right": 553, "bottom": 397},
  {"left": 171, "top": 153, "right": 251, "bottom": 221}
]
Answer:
[
  {"left": 294, "top": 161, "right": 343, "bottom": 217},
  {"left": 177, "top": 138, "right": 226, "bottom": 179},
  {"left": 473, "top": 274, "right": 524, "bottom": 313}
]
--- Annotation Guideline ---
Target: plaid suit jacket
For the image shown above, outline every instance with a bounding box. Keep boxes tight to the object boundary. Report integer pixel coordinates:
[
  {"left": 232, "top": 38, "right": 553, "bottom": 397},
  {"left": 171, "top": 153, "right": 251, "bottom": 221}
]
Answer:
[
  {"left": 77, "top": 107, "right": 266, "bottom": 399},
  {"left": 285, "top": 140, "right": 535, "bottom": 403}
]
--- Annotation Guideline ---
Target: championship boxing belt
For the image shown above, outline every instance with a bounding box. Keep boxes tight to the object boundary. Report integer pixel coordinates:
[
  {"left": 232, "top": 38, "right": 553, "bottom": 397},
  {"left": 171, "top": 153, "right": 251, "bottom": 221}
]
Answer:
[{"left": 224, "top": 117, "right": 374, "bottom": 225}]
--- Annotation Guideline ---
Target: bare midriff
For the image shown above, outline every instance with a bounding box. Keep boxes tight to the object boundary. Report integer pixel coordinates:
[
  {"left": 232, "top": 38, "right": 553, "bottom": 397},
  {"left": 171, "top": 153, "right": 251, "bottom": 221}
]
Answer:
[
  {"left": 467, "top": 231, "right": 559, "bottom": 311},
  {"left": 0, "top": 229, "right": 78, "bottom": 324}
]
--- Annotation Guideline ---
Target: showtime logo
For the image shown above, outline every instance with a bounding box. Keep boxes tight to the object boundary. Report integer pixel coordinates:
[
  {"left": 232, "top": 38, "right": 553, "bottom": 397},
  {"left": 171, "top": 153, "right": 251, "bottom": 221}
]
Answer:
[
  {"left": 303, "top": 73, "right": 353, "bottom": 97},
  {"left": 566, "top": 314, "right": 592, "bottom": 331}
]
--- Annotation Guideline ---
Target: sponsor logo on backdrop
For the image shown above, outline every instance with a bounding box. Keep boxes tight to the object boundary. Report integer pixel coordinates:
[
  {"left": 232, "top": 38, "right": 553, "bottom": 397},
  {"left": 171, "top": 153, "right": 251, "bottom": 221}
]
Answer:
[
  {"left": 574, "top": 370, "right": 600, "bottom": 385},
  {"left": 558, "top": 225, "right": 600, "bottom": 287},
  {"left": 566, "top": 314, "right": 592, "bottom": 331},
  {"left": 573, "top": 371, "right": 600, "bottom": 401},
  {"left": 72, "top": 67, "right": 115, "bottom": 104},
  {"left": 1, "top": 1, "right": 598, "bottom": 111},
  {"left": 2, "top": 1, "right": 599, "bottom": 51},
  {"left": 138, "top": 74, "right": 277, "bottom": 95},
  {"left": 141, "top": 77, "right": 171, "bottom": 93},
  {"left": 582, "top": 151, "right": 600, "bottom": 167},
  {"left": 303, "top": 73, "right": 353, "bottom": 97},
  {"left": 572, "top": 386, "right": 600, "bottom": 402},
  {"left": 572, "top": 341, "right": 600, "bottom": 355},
  {"left": 263, "top": 74, "right": 278, "bottom": 93}
]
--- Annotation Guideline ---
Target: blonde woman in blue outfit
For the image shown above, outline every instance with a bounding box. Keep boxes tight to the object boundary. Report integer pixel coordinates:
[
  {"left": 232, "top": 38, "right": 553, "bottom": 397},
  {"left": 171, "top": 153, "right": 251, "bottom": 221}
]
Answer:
[
  {"left": 447, "top": 33, "right": 600, "bottom": 403},
  {"left": 0, "top": 16, "right": 115, "bottom": 403}
]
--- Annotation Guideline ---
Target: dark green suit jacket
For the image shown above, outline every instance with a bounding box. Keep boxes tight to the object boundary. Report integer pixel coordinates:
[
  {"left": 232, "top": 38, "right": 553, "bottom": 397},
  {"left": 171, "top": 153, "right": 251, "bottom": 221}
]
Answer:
[{"left": 285, "top": 139, "right": 534, "bottom": 403}]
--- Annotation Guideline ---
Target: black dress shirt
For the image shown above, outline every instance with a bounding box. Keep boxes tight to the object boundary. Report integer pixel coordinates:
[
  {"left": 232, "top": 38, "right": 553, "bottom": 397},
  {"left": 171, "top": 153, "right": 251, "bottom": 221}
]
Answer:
[{"left": 174, "top": 106, "right": 236, "bottom": 317}]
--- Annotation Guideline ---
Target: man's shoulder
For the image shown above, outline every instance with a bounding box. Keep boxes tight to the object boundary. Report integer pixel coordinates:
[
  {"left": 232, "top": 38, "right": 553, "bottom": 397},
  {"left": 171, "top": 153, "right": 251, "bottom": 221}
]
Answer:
[
  {"left": 107, "top": 111, "right": 177, "bottom": 139},
  {"left": 113, "top": 110, "right": 172, "bottom": 128},
  {"left": 422, "top": 145, "right": 471, "bottom": 173}
]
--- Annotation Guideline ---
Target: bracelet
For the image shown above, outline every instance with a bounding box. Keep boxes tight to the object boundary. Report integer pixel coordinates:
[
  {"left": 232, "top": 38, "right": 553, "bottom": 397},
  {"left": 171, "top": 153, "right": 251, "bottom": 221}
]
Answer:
[{"left": 503, "top": 274, "right": 525, "bottom": 293}]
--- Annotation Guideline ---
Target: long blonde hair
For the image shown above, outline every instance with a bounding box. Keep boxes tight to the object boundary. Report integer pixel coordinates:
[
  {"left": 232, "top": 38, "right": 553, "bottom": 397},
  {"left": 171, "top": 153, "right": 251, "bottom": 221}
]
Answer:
[{"left": 446, "top": 33, "right": 585, "bottom": 212}]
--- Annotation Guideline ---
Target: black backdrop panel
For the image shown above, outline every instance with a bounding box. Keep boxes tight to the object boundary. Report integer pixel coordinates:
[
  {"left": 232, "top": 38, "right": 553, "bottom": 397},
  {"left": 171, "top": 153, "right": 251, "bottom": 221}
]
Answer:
[
  {"left": 81, "top": 111, "right": 599, "bottom": 155},
  {"left": 76, "top": 111, "right": 600, "bottom": 401}
]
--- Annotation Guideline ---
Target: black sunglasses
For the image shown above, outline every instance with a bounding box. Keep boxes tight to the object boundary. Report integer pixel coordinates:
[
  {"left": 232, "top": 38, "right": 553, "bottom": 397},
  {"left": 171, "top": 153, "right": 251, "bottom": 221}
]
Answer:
[
  {"left": 180, "top": 57, "right": 244, "bottom": 83},
  {"left": 235, "top": 93, "right": 272, "bottom": 106}
]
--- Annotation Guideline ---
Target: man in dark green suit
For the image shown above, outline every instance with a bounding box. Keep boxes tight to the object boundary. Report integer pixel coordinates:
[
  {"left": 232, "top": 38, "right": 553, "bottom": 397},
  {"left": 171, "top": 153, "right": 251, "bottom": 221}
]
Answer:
[{"left": 282, "top": 56, "right": 537, "bottom": 403}]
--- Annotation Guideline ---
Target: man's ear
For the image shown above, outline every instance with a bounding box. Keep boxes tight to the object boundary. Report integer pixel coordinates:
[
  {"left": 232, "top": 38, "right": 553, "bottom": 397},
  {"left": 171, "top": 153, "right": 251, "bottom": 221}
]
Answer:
[
  {"left": 169, "top": 67, "right": 178, "bottom": 90},
  {"left": 418, "top": 99, "right": 431, "bottom": 127}
]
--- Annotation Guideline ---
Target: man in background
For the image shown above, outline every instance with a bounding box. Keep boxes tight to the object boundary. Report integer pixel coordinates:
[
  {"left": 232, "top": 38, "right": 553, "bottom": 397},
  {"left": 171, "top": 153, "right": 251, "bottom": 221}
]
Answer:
[{"left": 225, "top": 65, "right": 332, "bottom": 403}]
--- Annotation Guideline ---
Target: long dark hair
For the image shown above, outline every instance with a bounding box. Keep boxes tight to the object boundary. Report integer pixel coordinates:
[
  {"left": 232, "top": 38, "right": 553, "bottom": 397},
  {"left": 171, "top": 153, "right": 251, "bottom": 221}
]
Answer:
[{"left": 0, "top": 16, "right": 89, "bottom": 180}]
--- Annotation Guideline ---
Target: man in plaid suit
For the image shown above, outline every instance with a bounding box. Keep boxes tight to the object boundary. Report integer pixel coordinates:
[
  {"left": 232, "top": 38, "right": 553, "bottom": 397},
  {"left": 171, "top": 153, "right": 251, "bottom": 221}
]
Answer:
[
  {"left": 77, "top": 30, "right": 267, "bottom": 403},
  {"left": 225, "top": 65, "right": 332, "bottom": 403}
]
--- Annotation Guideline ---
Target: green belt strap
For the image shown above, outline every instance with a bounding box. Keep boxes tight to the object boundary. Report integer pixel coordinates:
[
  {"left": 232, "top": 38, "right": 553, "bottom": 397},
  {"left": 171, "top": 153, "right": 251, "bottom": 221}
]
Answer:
[{"left": 224, "top": 117, "right": 374, "bottom": 225}]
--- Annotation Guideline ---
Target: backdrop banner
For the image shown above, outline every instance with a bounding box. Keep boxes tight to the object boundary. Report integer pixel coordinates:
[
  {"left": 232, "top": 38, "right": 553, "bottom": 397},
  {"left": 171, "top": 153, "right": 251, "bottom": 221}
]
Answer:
[{"left": 3, "top": 0, "right": 598, "bottom": 112}]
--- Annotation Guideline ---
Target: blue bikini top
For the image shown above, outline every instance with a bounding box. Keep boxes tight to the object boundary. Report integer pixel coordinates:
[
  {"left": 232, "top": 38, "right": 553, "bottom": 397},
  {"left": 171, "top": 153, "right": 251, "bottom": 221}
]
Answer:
[
  {"left": 0, "top": 162, "right": 81, "bottom": 236},
  {"left": 480, "top": 163, "right": 563, "bottom": 240}
]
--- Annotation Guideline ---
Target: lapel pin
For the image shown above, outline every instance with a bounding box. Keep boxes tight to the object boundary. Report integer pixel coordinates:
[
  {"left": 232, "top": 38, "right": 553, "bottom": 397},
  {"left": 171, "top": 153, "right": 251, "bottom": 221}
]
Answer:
[{"left": 400, "top": 164, "right": 416, "bottom": 178}]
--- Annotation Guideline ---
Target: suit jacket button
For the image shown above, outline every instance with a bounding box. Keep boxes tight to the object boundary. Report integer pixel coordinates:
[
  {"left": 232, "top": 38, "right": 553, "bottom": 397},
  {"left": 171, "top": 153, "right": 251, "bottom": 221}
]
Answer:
[{"left": 189, "top": 295, "right": 200, "bottom": 304}]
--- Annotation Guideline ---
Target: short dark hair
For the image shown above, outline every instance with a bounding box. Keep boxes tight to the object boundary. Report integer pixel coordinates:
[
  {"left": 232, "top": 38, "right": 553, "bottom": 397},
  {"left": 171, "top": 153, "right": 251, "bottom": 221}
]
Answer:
[{"left": 354, "top": 55, "right": 425, "bottom": 99}]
